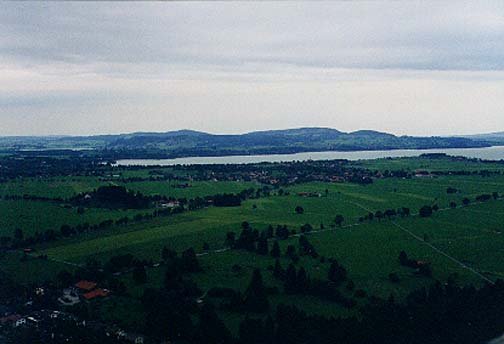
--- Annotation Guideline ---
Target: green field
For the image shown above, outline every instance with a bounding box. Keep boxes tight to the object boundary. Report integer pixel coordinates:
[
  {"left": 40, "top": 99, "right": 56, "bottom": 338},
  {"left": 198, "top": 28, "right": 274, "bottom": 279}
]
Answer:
[
  {"left": 3, "top": 157, "right": 504, "bottom": 332},
  {"left": 0, "top": 179, "right": 258, "bottom": 237},
  {"left": 36, "top": 172, "right": 504, "bottom": 292}
]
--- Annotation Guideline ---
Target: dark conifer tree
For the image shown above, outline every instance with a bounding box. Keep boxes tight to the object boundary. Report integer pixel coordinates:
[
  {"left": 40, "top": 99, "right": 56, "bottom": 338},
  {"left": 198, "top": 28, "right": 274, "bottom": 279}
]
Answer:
[
  {"left": 243, "top": 269, "right": 269, "bottom": 312},
  {"left": 257, "top": 237, "right": 269, "bottom": 255},
  {"left": 271, "top": 241, "right": 281, "bottom": 258}
]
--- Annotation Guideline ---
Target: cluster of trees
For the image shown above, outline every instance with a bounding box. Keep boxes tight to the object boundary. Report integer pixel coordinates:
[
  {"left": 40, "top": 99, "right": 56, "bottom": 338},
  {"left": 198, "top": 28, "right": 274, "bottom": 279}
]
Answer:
[
  {"left": 71, "top": 185, "right": 151, "bottom": 209},
  {"left": 162, "top": 247, "right": 202, "bottom": 274},
  {"left": 142, "top": 268, "right": 271, "bottom": 342},
  {"left": 272, "top": 259, "right": 355, "bottom": 308},
  {"left": 359, "top": 207, "right": 411, "bottom": 222},
  {"left": 227, "top": 222, "right": 296, "bottom": 253},
  {"left": 475, "top": 192, "right": 499, "bottom": 202},
  {"left": 212, "top": 193, "right": 242, "bottom": 207},
  {"left": 2, "top": 194, "right": 64, "bottom": 202},
  {"left": 3, "top": 188, "right": 260, "bottom": 250},
  {"left": 3, "top": 208, "right": 175, "bottom": 249},
  {"left": 266, "top": 280, "right": 504, "bottom": 344},
  {"left": 0, "top": 156, "right": 104, "bottom": 181},
  {"left": 419, "top": 205, "right": 436, "bottom": 217},
  {"left": 131, "top": 247, "right": 207, "bottom": 341}
]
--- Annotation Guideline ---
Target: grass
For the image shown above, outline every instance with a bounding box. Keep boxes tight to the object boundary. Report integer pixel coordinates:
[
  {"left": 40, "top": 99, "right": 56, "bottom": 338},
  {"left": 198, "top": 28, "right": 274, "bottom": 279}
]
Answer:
[
  {"left": 0, "top": 252, "right": 73, "bottom": 285},
  {"left": 122, "top": 180, "right": 259, "bottom": 199},
  {"left": 6, "top": 159, "right": 504, "bottom": 331},
  {"left": 0, "top": 178, "right": 259, "bottom": 237},
  {"left": 0, "top": 199, "right": 146, "bottom": 237}
]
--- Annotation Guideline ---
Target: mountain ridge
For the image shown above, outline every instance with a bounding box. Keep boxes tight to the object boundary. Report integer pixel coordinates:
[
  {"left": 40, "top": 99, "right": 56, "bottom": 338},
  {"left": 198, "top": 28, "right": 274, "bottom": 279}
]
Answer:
[{"left": 0, "top": 127, "right": 496, "bottom": 159}]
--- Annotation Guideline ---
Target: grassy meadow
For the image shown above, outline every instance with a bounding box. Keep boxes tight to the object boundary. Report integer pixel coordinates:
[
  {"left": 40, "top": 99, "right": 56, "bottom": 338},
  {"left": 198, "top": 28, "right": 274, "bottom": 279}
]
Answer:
[{"left": 3, "top": 156, "right": 504, "bottom": 330}]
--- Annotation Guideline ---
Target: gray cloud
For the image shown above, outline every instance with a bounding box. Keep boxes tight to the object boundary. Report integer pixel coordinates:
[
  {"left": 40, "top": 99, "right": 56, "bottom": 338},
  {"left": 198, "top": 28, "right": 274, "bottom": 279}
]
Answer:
[{"left": 0, "top": 2, "right": 504, "bottom": 136}]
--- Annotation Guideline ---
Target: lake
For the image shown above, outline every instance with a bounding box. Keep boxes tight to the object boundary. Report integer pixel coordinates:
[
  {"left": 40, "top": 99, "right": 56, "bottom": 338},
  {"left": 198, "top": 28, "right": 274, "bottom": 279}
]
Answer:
[{"left": 114, "top": 146, "right": 504, "bottom": 166}]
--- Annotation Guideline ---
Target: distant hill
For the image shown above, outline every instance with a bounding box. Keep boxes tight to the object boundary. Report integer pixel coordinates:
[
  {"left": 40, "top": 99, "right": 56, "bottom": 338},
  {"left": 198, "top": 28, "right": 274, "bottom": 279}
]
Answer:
[
  {"left": 458, "top": 132, "right": 504, "bottom": 145},
  {"left": 0, "top": 127, "right": 494, "bottom": 158}
]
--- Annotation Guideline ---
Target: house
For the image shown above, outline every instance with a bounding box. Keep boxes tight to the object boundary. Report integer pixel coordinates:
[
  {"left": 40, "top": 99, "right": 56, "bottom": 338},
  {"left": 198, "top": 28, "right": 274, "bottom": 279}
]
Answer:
[
  {"left": 124, "top": 333, "right": 145, "bottom": 344},
  {"left": 83, "top": 288, "right": 110, "bottom": 300},
  {"left": 15, "top": 318, "right": 26, "bottom": 327},
  {"left": 160, "top": 200, "right": 180, "bottom": 209},
  {"left": 0, "top": 314, "right": 21, "bottom": 326},
  {"left": 297, "top": 192, "right": 322, "bottom": 198},
  {"left": 0, "top": 305, "right": 13, "bottom": 317},
  {"left": 75, "top": 280, "right": 97, "bottom": 291},
  {"left": 58, "top": 288, "right": 80, "bottom": 306}
]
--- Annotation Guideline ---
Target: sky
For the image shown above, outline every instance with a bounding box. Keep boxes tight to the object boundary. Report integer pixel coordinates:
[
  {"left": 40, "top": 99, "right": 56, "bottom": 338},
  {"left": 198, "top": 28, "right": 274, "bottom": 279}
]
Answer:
[{"left": 1, "top": 2, "right": 504, "bottom": 137}]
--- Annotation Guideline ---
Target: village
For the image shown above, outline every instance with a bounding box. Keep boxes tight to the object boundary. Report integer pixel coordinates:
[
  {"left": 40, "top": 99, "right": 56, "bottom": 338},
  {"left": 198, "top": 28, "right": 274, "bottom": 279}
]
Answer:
[{"left": 0, "top": 278, "right": 149, "bottom": 344}]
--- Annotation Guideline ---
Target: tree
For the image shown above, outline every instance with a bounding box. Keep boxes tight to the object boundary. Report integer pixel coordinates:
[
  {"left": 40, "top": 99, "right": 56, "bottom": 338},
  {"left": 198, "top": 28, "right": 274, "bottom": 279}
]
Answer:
[
  {"left": 181, "top": 247, "right": 201, "bottom": 272},
  {"left": 14, "top": 228, "right": 24, "bottom": 241},
  {"left": 299, "top": 235, "right": 317, "bottom": 257},
  {"left": 398, "top": 250, "right": 409, "bottom": 266},
  {"left": 418, "top": 263, "right": 432, "bottom": 277},
  {"left": 284, "top": 264, "right": 297, "bottom": 294},
  {"left": 375, "top": 210, "right": 384, "bottom": 221},
  {"left": 56, "top": 270, "right": 73, "bottom": 287},
  {"left": 300, "top": 223, "right": 313, "bottom": 233},
  {"left": 225, "top": 232, "right": 236, "bottom": 247},
  {"left": 275, "top": 225, "right": 289, "bottom": 240},
  {"left": 295, "top": 206, "right": 304, "bottom": 214},
  {"left": 286, "top": 245, "right": 297, "bottom": 259},
  {"left": 195, "top": 304, "right": 232, "bottom": 344},
  {"left": 388, "top": 272, "right": 400, "bottom": 283},
  {"left": 162, "top": 246, "right": 177, "bottom": 262},
  {"left": 256, "top": 237, "right": 269, "bottom": 255},
  {"left": 133, "top": 265, "right": 147, "bottom": 284},
  {"left": 462, "top": 198, "right": 470, "bottom": 206},
  {"left": 270, "top": 241, "right": 281, "bottom": 258},
  {"left": 266, "top": 225, "right": 274, "bottom": 238},
  {"left": 273, "top": 259, "right": 284, "bottom": 279},
  {"left": 384, "top": 209, "right": 396, "bottom": 219},
  {"left": 239, "top": 317, "right": 268, "bottom": 344},
  {"left": 334, "top": 215, "right": 344, "bottom": 227},
  {"left": 243, "top": 269, "right": 269, "bottom": 312},
  {"left": 296, "top": 267, "right": 310, "bottom": 292},
  {"left": 328, "top": 261, "right": 347, "bottom": 285},
  {"left": 419, "top": 205, "right": 433, "bottom": 218}
]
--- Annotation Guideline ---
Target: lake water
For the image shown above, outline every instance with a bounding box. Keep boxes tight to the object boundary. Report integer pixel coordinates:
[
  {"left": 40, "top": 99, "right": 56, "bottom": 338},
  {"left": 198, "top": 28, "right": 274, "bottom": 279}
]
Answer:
[{"left": 114, "top": 146, "right": 504, "bottom": 166}]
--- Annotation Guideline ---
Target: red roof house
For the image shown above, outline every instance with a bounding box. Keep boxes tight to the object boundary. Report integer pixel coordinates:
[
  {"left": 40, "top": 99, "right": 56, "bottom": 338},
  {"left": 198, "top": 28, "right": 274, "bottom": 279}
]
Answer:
[
  {"left": 83, "top": 288, "right": 110, "bottom": 300},
  {"left": 75, "top": 280, "right": 97, "bottom": 291}
]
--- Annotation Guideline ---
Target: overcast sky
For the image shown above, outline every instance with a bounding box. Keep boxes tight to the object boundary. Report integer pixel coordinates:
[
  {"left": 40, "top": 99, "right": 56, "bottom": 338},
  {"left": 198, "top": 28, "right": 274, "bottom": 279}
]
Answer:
[{"left": 1, "top": 2, "right": 504, "bottom": 136}]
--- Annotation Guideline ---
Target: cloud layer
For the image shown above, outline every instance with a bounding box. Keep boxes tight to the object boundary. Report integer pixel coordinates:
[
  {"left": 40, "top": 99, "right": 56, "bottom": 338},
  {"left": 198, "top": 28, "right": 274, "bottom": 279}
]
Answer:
[{"left": 1, "top": 2, "right": 503, "bottom": 136}]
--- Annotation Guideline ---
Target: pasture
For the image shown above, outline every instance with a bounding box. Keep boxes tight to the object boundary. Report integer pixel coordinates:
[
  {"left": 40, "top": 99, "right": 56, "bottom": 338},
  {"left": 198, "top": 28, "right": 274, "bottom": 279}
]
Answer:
[{"left": 3, "top": 157, "right": 504, "bottom": 331}]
